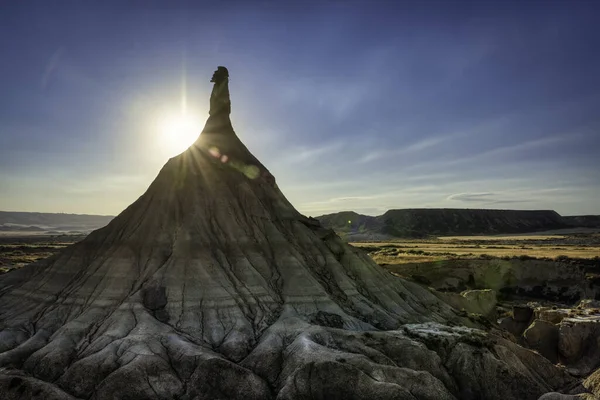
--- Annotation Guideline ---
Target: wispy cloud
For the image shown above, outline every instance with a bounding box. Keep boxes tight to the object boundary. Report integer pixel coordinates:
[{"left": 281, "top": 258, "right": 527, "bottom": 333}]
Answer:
[
  {"left": 282, "top": 141, "right": 345, "bottom": 165},
  {"left": 358, "top": 134, "right": 457, "bottom": 163},
  {"left": 442, "top": 133, "right": 586, "bottom": 167},
  {"left": 480, "top": 135, "right": 577, "bottom": 156},
  {"left": 41, "top": 47, "right": 66, "bottom": 89},
  {"left": 447, "top": 192, "right": 536, "bottom": 205},
  {"left": 445, "top": 186, "right": 594, "bottom": 208},
  {"left": 447, "top": 192, "right": 495, "bottom": 202},
  {"left": 280, "top": 78, "right": 371, "bottom": 121}
]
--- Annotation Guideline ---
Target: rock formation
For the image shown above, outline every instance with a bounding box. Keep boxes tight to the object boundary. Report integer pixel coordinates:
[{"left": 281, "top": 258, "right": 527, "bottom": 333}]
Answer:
[
  {"left": 389, "top": 258, "right": 596, "bottom": 302},
  {"left": 0, "top": 67, "right": 579, "bottom": 399},
  {"left": 317, "top": 209, "right": 573, "bottom": 239}
]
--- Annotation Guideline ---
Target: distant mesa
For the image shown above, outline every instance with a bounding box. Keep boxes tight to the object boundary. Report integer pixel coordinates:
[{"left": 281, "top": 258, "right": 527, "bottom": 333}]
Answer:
[
  {"left": 0, "top": 211, "right": 114, "bottom": 234},
  {"left": 0, "top": 68, "right": 578, "bottom": 399},
  {"left": 316, "top": 208, "right": 600, "bottom": 240},
  {"left": 0, "top": 224, "right": 46, "bottom": 232}
]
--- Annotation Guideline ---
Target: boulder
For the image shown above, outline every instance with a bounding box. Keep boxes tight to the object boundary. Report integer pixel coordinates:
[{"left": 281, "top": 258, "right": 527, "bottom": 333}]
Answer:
[
  {"left": 558, "top": 317, "right": 600, "bottom": 376},
  {"left": 523, "top": 320, "right": 559, "bottom": 363}
]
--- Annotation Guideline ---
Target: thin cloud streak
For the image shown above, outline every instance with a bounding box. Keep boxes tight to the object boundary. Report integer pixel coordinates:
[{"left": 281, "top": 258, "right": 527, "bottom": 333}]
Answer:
[{"left": 282, "top": 141, "right": 345, "bottom": 165}]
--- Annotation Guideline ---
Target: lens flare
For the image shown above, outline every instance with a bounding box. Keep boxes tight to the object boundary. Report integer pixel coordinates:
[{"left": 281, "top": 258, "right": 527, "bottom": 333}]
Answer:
[{"left": 209, "top": 147, "right": 221, "bottom": 158}]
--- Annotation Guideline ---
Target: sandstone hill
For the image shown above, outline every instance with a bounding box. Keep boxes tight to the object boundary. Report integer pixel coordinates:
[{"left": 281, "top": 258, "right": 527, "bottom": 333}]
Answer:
[
  {"left": 317, "top": 208, "right": 600, "bottom": 239},
  {"left": 0, "top": 68, "right": 580, "bottom": 400}
]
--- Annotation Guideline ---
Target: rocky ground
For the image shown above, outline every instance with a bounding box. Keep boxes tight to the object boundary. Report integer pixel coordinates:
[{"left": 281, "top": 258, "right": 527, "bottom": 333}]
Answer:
[
  {"left": 2, "top": 222, "right": 599, "bottom": 398},
  {"left": 386, "top": 253, "right": 600, "bottom": 399}
]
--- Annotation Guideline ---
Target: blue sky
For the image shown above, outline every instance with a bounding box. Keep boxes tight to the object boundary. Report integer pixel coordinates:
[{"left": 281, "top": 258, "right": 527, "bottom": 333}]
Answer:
[{"left": 0, "top": 1, "right": 599, "bottom": 216}]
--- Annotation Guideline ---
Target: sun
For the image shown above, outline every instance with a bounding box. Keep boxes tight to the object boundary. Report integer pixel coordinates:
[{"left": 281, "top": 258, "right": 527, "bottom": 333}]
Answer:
[{"left": 158, "top": 112, "right": 201, "bottom": 157}]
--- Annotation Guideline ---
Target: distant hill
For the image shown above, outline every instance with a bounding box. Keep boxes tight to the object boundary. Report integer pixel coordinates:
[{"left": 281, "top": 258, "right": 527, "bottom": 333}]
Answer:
[
  {"left": 0, "top": 211, "right": 114, "bottom": 233},
  {"left": 2, "top": 210, "right": 598, "bottom": 238},
  {"left": 316, "top": 208, "right": 600, "bottom": 239},
  {"left": 562, "top": 215, "right": 600, "bottom": 228}
]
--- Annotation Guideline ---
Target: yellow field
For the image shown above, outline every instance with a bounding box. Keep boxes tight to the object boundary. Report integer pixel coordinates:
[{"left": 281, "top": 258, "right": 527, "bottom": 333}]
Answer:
[
  {"left": 351, "top": 235, "right": 600, "bottom": 265},
  {"left": 437, "top": 235, "right": 566, "bottom": 241}
]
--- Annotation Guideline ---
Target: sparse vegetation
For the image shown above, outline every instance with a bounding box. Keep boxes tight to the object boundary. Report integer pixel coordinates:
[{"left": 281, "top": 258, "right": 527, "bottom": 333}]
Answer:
[
  {"left": 0, "top": 235, "right": 84, "bottom": 273},
  {"left": 352, "top": 232, "right": 600, "bottom": 266},
  {"left": 2, "top": 232, "right": 599, "bottom": 276}
]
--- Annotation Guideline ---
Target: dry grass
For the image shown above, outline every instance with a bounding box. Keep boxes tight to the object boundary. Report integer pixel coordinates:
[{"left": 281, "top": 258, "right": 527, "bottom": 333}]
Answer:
[
  {"left": 371, "top": 254, "right": 447, "bottom": 265},
  {"left": 352, "top": 235, "right": 600, "bottom": 265},
  {"left": 1, "top": 233, "right": 598, "bottom": 272},
  {"left": 437, "top": 235, "right": 567, "bottom": 241},
  {"left": 0, "top": 237, "right": 80, "bottom": 271}
]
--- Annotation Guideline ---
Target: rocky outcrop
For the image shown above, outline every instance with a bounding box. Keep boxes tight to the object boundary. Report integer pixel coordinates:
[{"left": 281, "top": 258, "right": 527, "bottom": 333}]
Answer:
[
  {"left": 578, "top": 300, "right": 600, "bottom": 309},
  {"left": 436, "top": 289, "right": 497, "bottom": 318},
  {"left": 583, "top": 367, "right": 600, "bottom": 398},
  {"left": 539, "top": 365, "right": 600, "bottom": 399},
  {"left": 524, "top": 320, "right": 560, "bottom": 363},
  {"left": 494, "top": 299, "right": 600, "bottom": 383},
  {"left": 559, "top": 318, "right": 600, "bottom": 376},
  {"left": 0, "top": 68, "right": 577, "bottom": 399},
  {"left": 537, "top": 308, "right": 572, "bottom": 325},
  {"left": 497, "top": 305, "right": 535, "bottom": 338}
]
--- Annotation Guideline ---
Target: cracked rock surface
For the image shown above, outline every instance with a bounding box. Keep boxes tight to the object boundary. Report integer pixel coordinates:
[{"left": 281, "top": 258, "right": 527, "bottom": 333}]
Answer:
[{"left": 0, "top": 69, "right": 576, "bottom": 399}]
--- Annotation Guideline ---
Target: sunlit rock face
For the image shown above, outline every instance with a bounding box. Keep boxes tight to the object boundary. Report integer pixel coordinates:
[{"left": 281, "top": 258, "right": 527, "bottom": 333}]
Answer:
[{"left": 0, "top": 68, "right": 576, "bottom": 399}]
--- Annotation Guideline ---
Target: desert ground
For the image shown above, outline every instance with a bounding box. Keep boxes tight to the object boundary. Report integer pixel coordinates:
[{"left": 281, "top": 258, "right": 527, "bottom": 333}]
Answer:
[
  {"left": 2, "top": 230, "right": 600, "bottom": 398},
  {"left": 2, "top": 231, "right": 598, "bottom": 275},
  {"left": 0, "top": 234, "right": 85, "bottom": 274},
  {"left": 351, "top": 231, "right": 600, "bottom": 266}
]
